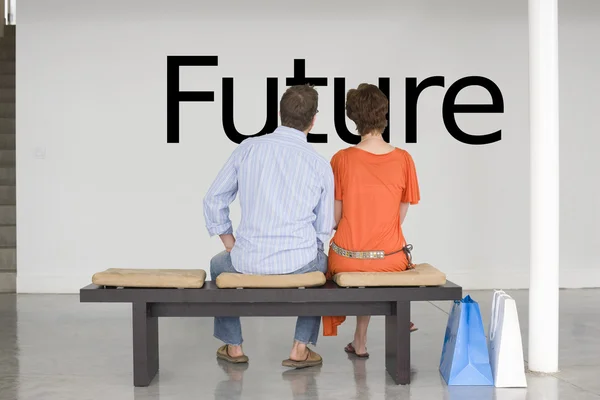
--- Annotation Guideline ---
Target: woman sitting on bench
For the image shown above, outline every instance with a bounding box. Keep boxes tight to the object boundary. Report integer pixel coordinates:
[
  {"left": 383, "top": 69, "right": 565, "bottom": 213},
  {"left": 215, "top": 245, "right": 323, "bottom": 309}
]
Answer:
[{"left": 323, "top": 83, "right": 421, "bottom": 358}]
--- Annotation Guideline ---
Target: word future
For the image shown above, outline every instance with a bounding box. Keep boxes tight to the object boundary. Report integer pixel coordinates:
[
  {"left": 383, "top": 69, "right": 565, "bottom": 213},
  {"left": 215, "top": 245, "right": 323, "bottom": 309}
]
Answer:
[{"left": 167, "top": 56, "right": 504, "bottom": 145}]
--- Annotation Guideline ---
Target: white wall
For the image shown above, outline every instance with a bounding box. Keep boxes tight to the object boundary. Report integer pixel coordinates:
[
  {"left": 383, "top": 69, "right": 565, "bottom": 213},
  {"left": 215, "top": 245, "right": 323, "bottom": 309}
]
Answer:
[
  {"left": 16, "top": 0, "right": 599, "bottom": 293},
  {"left": 558, "top": 1, "right": 600, "bottom": 287}
]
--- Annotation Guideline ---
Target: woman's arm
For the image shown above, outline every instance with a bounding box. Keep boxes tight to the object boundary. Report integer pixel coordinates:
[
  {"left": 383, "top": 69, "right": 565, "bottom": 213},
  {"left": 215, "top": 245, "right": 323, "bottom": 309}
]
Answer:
[
  {"left": 334, "top": 200, "right": 343, "bottom": 229},
  {"left": 400, "top": 202, "right": 410, "bottom": 225}
]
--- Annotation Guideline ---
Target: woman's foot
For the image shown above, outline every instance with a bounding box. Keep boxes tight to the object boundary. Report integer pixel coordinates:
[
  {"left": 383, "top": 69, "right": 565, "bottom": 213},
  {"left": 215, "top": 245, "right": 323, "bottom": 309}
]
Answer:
[
  {"left": 351, "top": 316, "right": 371, "bottom": 356},
  {"left": 345, "top": 342, "right": 369, "bottom": 358},
  {"left": 410, "top": 322, "right": 418, "bottom": 332},
  {"left": 350, "top": 334, "right": 369, "bottom": 356}
]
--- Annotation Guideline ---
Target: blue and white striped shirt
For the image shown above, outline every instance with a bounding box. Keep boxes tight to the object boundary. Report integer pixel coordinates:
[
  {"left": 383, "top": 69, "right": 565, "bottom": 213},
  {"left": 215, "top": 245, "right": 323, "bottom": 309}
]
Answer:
[{"left": 203, "top": 126, "right": 335, "bottom": 275}]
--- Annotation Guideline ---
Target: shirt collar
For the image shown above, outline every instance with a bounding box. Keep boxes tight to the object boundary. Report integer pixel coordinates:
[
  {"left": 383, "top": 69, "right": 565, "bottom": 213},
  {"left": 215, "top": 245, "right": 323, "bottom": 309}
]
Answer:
[{"left": 273, "top": 126, "right": 307, "bottom": 141}]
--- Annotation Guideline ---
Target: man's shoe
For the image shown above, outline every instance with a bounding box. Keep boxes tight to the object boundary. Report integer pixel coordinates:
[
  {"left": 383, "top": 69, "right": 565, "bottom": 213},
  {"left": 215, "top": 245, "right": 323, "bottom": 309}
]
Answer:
[
  {"left": 216, "top": 345, "right": 249, "bottom": 364},
  {"left": 282, "top": 348, "right": 323, "bottom": 369}
]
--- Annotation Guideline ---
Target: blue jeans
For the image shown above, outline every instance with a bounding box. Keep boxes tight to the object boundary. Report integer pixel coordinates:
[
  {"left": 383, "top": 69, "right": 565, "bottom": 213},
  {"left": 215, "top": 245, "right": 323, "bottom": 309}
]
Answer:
[{"left": 210, "top": 250, "right": 328, "bottom": 346}]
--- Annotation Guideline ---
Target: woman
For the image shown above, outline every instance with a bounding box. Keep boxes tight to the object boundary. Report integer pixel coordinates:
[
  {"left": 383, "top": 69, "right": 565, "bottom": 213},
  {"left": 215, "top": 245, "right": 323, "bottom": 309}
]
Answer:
[{"left": 323, "top": 84, "right": 420, "bottom": 358}]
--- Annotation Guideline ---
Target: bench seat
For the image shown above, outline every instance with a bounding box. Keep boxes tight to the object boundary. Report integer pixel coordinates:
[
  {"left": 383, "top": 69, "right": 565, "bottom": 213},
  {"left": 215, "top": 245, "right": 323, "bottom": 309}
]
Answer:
[
  {"left": 81, "top": 272, "right": 462, "bottom": 388},
  {"left": 333, "top": 263, "right": 446, "bottom": 288},
  {"left": 92, "top": 268, "right": 207, "bottom": 289},
  {"left": 216, "top": 271, "right": 326, "bottom": 288}
]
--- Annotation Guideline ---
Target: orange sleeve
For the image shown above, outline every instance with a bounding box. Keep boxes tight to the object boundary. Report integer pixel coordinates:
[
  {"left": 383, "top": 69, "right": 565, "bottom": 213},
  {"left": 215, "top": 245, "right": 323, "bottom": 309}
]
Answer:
[
  {"left": 401, "top": 151, "right": 420, "bottom": 204},
  {"left": 330, "top": 151, "right": 345, "bottom": 201}
]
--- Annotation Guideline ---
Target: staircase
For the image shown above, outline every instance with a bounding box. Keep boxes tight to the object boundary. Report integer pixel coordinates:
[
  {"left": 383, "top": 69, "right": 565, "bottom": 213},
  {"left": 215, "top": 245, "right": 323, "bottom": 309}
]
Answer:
[{"left": 0, "top": 25, "right": 16, "bottom": 293}]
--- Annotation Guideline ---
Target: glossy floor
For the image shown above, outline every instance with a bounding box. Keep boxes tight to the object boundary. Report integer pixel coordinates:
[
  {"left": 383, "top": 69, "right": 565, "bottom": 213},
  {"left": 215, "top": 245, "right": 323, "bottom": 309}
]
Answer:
[{"left": 0, "top": 290, "right": 598, "bottom": 400}]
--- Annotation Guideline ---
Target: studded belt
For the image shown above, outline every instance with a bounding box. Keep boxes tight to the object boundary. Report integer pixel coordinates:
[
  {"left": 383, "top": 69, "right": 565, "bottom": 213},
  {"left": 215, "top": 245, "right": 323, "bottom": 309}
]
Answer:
[{"left": 330, "top": 242, "right": 414, "bottom": 267}]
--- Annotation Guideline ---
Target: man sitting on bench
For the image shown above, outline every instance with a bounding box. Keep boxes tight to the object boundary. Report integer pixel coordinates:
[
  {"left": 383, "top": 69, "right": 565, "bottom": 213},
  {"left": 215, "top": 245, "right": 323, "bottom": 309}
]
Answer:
[{"left": 203, "top": 84, "right": 335, "bottom": 368}]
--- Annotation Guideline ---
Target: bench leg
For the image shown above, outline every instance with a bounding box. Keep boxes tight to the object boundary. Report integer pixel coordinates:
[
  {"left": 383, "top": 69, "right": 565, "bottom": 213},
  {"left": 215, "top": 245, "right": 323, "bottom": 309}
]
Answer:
[
  {"left": 132, "top": 302, "right": 159, "bottom": 387},
  {"left": 385, "top": 301, "right": 411, "bottom": 385}
]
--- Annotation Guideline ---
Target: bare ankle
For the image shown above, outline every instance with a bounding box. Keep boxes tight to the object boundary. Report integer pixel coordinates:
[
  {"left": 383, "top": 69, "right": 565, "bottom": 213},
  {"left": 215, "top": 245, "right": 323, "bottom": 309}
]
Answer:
[
  {"left": 227, "top": 344, "right": 244, "bottom": 357},
  {"left": 290, "top": 341, "right": 308, "bottom": 359}
]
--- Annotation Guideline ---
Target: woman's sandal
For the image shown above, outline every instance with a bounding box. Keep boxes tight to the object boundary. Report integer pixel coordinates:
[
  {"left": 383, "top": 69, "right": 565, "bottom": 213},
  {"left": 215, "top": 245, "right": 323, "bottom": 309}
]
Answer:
[{"left": 345, "top": 343, "right": 369, "bottom": 358}]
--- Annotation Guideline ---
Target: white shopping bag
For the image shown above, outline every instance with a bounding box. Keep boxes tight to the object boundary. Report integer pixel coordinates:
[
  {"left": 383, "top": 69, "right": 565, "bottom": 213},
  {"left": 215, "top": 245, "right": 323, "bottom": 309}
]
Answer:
[{"left": 487, "top": 290, "right": 528, "bottom": 388}]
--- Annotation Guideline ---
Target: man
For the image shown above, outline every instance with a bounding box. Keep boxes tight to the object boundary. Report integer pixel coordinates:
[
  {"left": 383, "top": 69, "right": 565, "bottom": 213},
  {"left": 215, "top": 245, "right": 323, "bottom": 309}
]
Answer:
[{"left": 203, "top": 85, "right": 335, "bottom": 368}]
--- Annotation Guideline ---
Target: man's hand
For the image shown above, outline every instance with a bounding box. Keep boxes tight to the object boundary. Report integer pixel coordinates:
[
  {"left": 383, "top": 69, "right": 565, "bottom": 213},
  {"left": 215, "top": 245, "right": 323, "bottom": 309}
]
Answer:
[{"left": 219, "top": 234, "right": 236, "bottom": 252}]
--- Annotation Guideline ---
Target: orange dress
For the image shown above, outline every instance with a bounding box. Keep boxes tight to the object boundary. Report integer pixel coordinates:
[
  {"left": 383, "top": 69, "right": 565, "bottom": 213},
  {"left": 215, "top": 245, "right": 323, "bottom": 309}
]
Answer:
[{"left": 323, "top": 147, "right": 420, "bottom": 336}]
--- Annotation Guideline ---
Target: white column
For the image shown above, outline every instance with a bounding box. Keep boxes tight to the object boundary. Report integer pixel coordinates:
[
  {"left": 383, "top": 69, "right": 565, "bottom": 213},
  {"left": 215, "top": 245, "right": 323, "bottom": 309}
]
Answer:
[{"left": 528, "top": 0, "right": 559, "bottom": 373}]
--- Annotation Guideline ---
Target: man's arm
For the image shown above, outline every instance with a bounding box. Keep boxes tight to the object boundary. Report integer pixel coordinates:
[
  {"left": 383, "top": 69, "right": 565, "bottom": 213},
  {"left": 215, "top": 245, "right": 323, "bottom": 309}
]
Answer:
[
  {"left": 203, "top": 145, "right": 246, "bottom": 251},
  {"left": 314, "top": 167, "right": 336, "bottom": 250}
]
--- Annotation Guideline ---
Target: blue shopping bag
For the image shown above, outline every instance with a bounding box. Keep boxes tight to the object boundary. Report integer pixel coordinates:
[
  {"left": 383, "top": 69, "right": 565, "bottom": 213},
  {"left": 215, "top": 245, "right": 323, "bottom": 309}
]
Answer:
[{"left": 439, "top": 295, "right": 494, "bottom": 386}]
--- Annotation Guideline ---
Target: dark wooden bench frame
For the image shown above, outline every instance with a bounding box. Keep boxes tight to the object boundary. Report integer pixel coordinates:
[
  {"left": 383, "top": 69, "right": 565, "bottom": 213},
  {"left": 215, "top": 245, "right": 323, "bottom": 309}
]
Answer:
[{"left": 80, "top": 280, "right": 462, "bottom": 387}]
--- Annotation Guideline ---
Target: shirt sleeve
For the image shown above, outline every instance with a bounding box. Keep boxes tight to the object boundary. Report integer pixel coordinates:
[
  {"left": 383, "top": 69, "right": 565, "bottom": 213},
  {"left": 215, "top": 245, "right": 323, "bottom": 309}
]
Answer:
[
  {"left": 313, "top": 163, "right": 336, "bottom": 249},
  {"left": 401, "top": 150, "right": 421, "bottom": 204},
  {"left": 202, "top": 143, "right": 248, "bottom": 236},
  {"left": 330, "top": 151, "right": 345, "bottom": 201}
]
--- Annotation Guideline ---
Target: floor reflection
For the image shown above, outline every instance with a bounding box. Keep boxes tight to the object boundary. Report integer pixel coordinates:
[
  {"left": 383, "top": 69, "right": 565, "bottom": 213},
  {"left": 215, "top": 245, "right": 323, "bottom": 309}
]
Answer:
[
  {"left": 282, "top": 366, "right": 321, "bottom": 399},
  {"left": 214, "top": 359, "right": 248, "bottom": 400},
  {"left": 349, "top": 354, "right": 372, "bottom": 399}
]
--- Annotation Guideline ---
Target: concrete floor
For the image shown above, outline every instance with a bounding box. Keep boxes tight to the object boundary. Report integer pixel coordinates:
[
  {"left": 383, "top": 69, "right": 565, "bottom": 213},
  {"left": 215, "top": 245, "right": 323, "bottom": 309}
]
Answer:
[{"left": 0, "top": 290, "right": 598, "bottom": 400}]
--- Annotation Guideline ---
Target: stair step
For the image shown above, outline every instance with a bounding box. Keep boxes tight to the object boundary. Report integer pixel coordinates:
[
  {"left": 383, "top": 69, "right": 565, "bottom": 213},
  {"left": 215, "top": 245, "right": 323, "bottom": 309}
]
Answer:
[
  {"left": 0, "top": 205, "right": 15, "bottom": 225},
  {"left": 0, "top": 167, "right": 15, "bottom": 185},
  {"left": 0, "top": 134, "right": 15, "bottom": 150},
  {"left": 0, "top": 225, "right": 15, "bottom": 247},
  {"left": 3, "top": 26, "right": 15, "bottom": 35},
  {"left": 1, "top": 26, "right": 16, "bottom": 38},
  {"left": 0, "top": 271, "right": 16, "bottom": 293},
  {"left": 0, "top": 118, "right": 15, "bottom": 134},
  {"left": 0, "top": 102, "right": 15, "bottom": 118},
  {"left": 0, "top": 75, "right": 14, "bottom": 88},
  {"left": 0, "top": 36, "right": 15, "bottom": 46},
  {"left": 0, "top": 88, "right": 14, "bottom": 102},
  {"left": 0, "top": 247, "right": 15, "bottom": 270},
  {"left": 0, "top": 50, "right": 15, "bottom": 62},
  {"left": 0, "top": 150, "right": 14, "bottom": 165},
  {"left": 0, "top": 62, "right": 14, "bottom": 75},
  {"left": 0, "top": 186, "right": 15, "bottom": 205}
]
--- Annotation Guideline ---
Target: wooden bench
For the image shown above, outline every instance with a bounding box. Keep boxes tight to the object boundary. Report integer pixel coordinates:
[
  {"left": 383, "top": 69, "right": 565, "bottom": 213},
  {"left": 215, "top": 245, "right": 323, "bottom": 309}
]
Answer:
[{"left": 80, "top": 279, "right": 462, "bottom": 387}]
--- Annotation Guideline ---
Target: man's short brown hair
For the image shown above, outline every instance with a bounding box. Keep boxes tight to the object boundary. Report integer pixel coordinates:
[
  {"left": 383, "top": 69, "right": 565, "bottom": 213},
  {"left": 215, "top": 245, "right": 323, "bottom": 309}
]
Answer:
[
  {"left": 346, "top": 83, "right": 389, "bottom": 136},
  {"left": 280, "top": 85, "right": 318, "bottom": 132}
]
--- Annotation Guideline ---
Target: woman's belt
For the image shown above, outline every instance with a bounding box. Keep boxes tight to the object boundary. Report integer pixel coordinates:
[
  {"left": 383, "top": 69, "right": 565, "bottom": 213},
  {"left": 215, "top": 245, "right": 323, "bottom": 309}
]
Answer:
[{"left": 330, "top": 242, "right": 414, "bottom": 266}]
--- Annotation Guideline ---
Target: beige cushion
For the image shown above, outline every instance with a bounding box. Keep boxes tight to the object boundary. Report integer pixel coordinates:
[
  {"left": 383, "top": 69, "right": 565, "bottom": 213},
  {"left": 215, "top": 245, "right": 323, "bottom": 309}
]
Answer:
[
  {"left": 333, "top": 263, "right": 446, "bottom": 287},
  {"left": 216, "top": 271, "right": 326, "bottom": 289},
  {"left": 92, "top": 268, "right": 207, "bottom": 288}
]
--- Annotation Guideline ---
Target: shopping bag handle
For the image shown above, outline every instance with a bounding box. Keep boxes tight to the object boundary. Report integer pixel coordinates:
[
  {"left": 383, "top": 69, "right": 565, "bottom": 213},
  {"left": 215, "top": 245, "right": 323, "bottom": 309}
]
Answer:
[{"left": 490, "top": 291, "right": 509, "bottom": 341}]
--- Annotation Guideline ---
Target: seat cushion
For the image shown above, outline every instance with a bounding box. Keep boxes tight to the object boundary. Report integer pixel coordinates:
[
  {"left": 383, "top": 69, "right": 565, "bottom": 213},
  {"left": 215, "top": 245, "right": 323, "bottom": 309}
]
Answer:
[
  {"left": 333, "top": 263, "right": 446, "bottom": 287},
  {"left": 216, "top": 271, "right": 326, "bottom": 289},
  {"left": 92, "top": 268, "right": 207, "bottom": 288}
]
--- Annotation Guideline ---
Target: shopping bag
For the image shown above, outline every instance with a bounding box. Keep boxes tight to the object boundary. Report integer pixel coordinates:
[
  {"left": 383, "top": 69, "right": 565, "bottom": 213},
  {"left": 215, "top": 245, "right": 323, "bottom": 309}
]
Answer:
[
  {"left": 488, "top": 290, "right": 527, "bottom": 388},
  {"left": 440, "top": 295, "right": 494, "bottom": 385}
]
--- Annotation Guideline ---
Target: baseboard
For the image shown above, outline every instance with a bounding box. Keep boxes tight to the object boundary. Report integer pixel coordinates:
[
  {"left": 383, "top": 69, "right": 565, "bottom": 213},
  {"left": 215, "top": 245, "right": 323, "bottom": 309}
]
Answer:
[
  {"left": 447, "top": 270, "right": 530, "bottom": 290},
  {"left": 16, "top": 269, "right": 600, "bottom": 293},
  {"left": 559, "top": 268, "right": 600, "bottom": 289},
  {"left": 17, "top": 274, "right": 89, "bottom": 294},
  {"left": 448, "top": 268, "right": 600, "bottom": 290}
]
